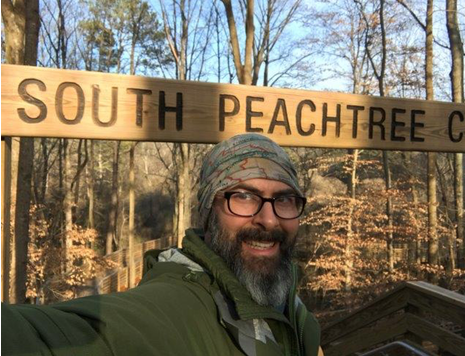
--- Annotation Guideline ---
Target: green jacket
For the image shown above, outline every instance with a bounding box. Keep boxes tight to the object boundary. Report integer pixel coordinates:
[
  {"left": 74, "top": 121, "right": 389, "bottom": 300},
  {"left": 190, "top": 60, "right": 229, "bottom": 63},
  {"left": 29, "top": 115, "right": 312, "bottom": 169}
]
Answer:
[{"left": 2, "top": 229, "right": 320, "bottom": 356}]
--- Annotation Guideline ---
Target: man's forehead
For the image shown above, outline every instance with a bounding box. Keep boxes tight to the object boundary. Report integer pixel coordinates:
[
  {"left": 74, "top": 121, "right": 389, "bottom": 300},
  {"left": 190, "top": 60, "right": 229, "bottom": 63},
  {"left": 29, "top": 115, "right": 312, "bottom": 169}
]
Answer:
[{"left": 224, "top": 179, "right": 297, "bottom": 195}]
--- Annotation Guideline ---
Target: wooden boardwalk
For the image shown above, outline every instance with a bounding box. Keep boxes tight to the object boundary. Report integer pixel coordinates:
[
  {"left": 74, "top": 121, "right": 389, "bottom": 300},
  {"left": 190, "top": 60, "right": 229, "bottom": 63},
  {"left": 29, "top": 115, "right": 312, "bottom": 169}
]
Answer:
[{"left": 97, "top": 236, "right": 176, "bottom": 294}]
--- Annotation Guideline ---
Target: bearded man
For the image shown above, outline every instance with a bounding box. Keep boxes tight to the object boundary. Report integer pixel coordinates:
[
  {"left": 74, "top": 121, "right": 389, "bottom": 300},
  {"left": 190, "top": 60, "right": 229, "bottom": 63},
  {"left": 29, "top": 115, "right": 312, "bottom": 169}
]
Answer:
[{"left": 2, "top": 133, "right": 322, "bottom": 356}]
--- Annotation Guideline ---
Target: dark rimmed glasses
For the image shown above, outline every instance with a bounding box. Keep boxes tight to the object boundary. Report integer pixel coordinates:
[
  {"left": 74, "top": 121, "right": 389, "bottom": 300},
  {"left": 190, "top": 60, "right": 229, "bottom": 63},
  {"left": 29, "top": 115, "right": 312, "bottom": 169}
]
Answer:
[{"left": 222, "top": 191, "right": 306, "bottom": 220}]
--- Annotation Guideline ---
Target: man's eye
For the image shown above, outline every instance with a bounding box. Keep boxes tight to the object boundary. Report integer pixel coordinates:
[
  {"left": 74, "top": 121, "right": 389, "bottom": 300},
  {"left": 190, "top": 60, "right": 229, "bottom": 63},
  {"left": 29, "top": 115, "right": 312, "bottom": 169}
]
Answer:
[
  {"left": 233, "top": 192, "right": 254, "bottom": 201},
  {"left": 276, "top": 196, "right": 295, "bottom": 205}
]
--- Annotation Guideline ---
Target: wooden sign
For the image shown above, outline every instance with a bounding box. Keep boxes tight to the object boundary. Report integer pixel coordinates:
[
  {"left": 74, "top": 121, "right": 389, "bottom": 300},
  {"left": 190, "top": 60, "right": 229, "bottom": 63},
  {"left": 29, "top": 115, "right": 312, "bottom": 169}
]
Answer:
[{"left": 1, "top": 64, "right": 464, "bottom": 152}]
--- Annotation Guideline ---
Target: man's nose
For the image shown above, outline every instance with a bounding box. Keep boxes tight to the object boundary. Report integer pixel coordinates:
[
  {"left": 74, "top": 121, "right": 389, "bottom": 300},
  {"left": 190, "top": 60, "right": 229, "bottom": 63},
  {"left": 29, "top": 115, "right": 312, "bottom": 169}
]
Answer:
[{"left": 252, "top": 201, "right": 279, "bottom": 231}]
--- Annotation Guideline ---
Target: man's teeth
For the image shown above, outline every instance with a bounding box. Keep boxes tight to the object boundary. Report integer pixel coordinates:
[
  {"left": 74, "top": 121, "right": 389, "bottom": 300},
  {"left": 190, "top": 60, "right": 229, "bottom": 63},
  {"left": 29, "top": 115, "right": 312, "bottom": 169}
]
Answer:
[{"left": 245, "top": 241, "right": 276, "bottom": 250}]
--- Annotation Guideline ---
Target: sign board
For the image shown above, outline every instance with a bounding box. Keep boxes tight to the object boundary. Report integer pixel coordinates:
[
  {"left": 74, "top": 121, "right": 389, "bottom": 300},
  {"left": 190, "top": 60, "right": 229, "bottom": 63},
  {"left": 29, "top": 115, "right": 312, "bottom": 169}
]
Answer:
[{"left": 1, "top": 64, "right": 464, "bottom": 152}]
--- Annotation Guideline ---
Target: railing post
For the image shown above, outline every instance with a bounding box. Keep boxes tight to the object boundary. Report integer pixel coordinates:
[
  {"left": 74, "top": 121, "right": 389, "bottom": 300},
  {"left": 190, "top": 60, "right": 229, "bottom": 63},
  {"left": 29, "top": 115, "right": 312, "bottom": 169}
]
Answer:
[{"left": 404, "top": 302, "right": 423, "bottom": 346}]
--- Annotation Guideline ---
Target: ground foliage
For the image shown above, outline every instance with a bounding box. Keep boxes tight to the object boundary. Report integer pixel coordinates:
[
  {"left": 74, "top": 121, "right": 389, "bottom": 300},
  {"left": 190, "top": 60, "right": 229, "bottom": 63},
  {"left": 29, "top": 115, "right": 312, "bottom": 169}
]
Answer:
[
  {"left": 26, "top": 205, "right": 116, "bottom": 303},
  {"left": 295, "top": 151, "right": 465, "bottom": 327}
]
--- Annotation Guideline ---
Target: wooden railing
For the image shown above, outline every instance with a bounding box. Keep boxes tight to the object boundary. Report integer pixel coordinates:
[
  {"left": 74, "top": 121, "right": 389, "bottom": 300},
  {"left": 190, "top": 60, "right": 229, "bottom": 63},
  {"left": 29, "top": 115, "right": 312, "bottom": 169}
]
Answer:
[
  {"left": 321, "top": 281, "right": 465, "bottom": 356},
  {"left": 98, "top": 236, "right": 176, "bottom": 294}
]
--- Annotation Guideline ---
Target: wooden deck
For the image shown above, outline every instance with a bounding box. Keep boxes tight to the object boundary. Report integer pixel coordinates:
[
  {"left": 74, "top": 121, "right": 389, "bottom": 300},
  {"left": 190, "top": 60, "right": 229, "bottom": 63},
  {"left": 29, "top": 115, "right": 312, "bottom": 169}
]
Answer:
[{"left": 321, "top": 281, "right": 465, "bottom": 356}]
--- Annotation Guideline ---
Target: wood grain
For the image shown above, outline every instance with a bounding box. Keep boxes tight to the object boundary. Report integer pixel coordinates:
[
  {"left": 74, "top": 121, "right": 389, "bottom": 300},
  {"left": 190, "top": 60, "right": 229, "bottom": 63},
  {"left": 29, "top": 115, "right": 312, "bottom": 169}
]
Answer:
[
  {"left": 324, "top": 313, "right": 407, "bottom": 356},
  {"left": 2, "top": 65, "right": 464, "bottom": 152},
  {"left": 322, "top": 286, "right": 409, "bottom": 345},
  {"left": 406, "top": 313, "right": 465, "bottom": 356},
  {"left": 407, "top": 288, "right": 465, "bottom": 329}
]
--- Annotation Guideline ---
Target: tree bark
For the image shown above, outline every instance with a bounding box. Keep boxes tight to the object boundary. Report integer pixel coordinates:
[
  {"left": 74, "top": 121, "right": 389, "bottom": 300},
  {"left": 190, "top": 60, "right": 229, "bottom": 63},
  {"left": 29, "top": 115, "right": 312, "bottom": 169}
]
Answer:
[
  {"left": 425, "top": 0, "right": 438, "bottom": 267},
  {"left": 72, "top": 140, "right": 83, "bottom": 220},
  {"left": 383, "top": 151, "right": 395, "bottom": 271},
  {"left": 344, "top": 149, "right": 358, "bottom": 290},
  {"left": 128, "top": 143, "right": 136, "bottom": 288},
  {"left": 455, "top": 155, "right": 464, "bottom": 266},
  {"left": 63, "top": 139, "right": 74, "bottom": 271},
  {"left": 176, "top": 143, "right": 191, "bottom": 247},
  {"left": 106, "top": 141, "right": 120, "bottom": 255},
  {"left": 85, "top": 140, "right": 95, "bottom": 230},
  {"left": 409, "top": 156, "right": 420, "bottom": 269},
  {"left": 2, "top": 0, "right": 40, "bottom": 304},
  {"left": 436, "top": 158, "right": 456, "bottom": 273},
  {"left": 221, "top": 0, "right": 254, "bottom": 84},
  {"left": 160, "top": 0, "right": 192, "bottom": 246},
  {"left": 446, "top": 0, "right": 464, "bottom": 268},
  {"left": 1, "top": 138, "right": 12, "bottom": 303},
  {"left": 39, "top": 139, "right": 48, "bottom": 204},
  {"left": 427, "top": 152, "right": 439, "bottom": 266}
]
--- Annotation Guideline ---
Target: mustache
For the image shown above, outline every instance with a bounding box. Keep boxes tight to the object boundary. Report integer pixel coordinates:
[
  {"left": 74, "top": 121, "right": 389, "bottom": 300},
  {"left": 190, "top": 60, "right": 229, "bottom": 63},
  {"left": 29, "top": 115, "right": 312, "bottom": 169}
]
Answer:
[{"left": 236, "top": 228, "right": 286, "bottom": 244}]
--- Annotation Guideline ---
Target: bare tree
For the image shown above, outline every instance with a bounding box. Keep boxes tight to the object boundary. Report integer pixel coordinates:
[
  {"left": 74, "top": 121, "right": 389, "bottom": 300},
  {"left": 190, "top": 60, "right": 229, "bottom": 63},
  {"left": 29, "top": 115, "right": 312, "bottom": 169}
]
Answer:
[
  {"left": 2, "top": 0, "right": 40, "bottom": 304},
  {"left": 354, "top": 0, "right": 396, "bottom": 271},
  {"left": 85, "top": 140, "right": 95, "bottom": 230},
  {"left": 158, "top": 0, "right": 213, "bottom": 246},
  {"left": 106, "top": 141, "right": 121, "bottom": 254},
  {"left": 220, "top": 0, "right": 302, "bottom": 85},
  {"left": 446, "top": 0, "right": 464, "bottom": 268},
  {"left": 395, "top": 0, "right": 438, "bottom": 271},
  {"left": 425, "top": 0, "right": 438, "bottom": 267}
]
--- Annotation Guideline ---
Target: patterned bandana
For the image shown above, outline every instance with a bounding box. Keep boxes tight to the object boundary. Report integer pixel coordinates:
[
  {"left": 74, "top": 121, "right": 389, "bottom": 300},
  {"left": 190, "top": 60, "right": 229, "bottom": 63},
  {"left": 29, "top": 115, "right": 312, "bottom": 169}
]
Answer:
[{"left": 197, "top": 133, "right": 302, "bottom": 227}]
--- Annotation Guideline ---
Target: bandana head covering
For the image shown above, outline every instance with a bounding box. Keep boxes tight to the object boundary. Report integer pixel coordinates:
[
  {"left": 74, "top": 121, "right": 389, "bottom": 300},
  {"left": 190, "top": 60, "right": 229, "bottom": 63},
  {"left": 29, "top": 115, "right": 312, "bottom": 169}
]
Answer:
[{"left": 197, "top": 133, "right": 302, "bottom": 228}]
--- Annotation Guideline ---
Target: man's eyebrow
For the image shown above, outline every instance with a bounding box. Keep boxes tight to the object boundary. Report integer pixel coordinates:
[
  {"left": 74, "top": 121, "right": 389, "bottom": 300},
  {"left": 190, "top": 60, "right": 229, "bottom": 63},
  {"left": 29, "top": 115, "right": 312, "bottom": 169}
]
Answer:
[{"left": 228, "top": 183, "right": 296, "bottom": 196}]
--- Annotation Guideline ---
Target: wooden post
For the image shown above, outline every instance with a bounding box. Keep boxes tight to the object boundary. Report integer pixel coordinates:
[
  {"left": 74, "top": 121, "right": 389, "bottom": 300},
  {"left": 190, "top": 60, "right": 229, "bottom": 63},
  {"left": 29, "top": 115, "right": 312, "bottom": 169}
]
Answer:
[{"left": 1, "top": 137, "right": 12, "bottom": 303}]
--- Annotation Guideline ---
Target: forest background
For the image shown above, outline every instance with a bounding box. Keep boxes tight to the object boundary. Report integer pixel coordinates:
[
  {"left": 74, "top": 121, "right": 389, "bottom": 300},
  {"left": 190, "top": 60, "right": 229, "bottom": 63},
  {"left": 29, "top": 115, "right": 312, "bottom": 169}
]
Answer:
[{"left": 1, "top": 0, "right": 464, "bottom": 326}]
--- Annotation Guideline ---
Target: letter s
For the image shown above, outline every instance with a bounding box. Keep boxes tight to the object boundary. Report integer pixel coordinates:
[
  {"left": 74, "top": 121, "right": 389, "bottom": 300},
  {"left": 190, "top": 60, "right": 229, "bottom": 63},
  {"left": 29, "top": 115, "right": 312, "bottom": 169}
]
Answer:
[{"left": 17, "top": 79, "right": 47, "bottom": 123}]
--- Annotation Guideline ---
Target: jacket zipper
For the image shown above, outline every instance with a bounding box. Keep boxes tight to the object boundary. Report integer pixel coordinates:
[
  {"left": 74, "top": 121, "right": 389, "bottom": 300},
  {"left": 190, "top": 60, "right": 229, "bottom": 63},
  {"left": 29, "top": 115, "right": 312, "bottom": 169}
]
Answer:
[
  {"left": 288, "top": 265, "right": 305, "bottom": 356},
  {"left": 298, "top": 304, "right": 306, "bottom": 356}
]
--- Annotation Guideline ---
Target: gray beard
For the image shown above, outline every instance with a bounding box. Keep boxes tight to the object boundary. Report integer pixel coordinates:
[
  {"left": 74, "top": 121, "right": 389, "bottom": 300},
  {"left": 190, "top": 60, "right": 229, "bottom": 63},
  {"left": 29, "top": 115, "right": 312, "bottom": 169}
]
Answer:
[{"left": 206, "top": 212, "right": 294, "bottom": 308}]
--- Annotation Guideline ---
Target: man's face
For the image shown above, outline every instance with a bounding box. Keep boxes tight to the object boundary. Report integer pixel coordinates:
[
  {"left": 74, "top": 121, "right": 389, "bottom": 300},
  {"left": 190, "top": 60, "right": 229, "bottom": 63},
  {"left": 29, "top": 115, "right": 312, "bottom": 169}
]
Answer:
[{"left": 205, "top": 178, "right": 300, "bottom": 307}]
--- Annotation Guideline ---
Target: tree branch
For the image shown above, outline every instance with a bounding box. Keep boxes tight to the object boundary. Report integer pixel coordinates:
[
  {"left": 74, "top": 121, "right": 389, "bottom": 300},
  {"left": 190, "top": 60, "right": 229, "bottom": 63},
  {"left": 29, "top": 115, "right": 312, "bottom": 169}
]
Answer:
[{"left": 221, "top": 0, "right": 245, "bottom": 83}]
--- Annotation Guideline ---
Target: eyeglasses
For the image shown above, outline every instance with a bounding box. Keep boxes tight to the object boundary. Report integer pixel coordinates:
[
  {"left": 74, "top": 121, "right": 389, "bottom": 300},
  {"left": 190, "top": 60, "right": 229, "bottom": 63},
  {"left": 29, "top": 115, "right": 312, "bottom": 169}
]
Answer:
[{"left": 222, "top": 191, "right": 306, "bottom": 220}]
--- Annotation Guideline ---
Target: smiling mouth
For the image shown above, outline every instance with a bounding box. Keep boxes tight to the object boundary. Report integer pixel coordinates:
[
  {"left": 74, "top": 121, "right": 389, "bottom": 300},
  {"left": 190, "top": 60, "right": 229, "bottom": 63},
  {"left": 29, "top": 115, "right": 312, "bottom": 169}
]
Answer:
[{"left": 244, "top": 241, "right": 276, "bottom": 250}]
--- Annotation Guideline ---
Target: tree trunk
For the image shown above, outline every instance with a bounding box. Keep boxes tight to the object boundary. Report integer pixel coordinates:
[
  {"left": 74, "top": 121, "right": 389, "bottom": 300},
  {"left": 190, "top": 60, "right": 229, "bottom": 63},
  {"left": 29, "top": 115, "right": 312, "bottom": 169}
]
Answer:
[
  {"left": 425, "top": 0, "right": 438, "bottom": 267},
  {"left": 1, "top": 138, "right": 12, "bottom": 303},
  {"left": 128, "top": 143, "right": 136, "bottom": 288},
  {"left": 160, "top": 0, "right": 192, "bottom": 247},
  {"left": 85, "top": 140, "right": 95, "bottom": 230},
  {"left": 106, "top": 141, "right": 120, "bottom": 255},
  {"left": 401, "top": 153, "right": 419, "bottom": 271},
  {"left": 63, "top": 139, "right": 74, "bottom": 270},
  {"left": 38, "top": 139, "right": 58, "bottom": 205},
  {"left": 427, "top": 153, "right": 438, "bottom": 267},
  {"left": 73, "top": 140, "right": 83, "bottom": 220},
  {"left": 455, "top": 155, "right": 464, "bottom": 266},
  {"left": 446, "top": 0, "right": 464, "bottom": 268},
  {"left": 2, "top": 0, "right": 40, "bottom": 304},
  {"left": 175, "top": 145, "right": 185, "bottom": 247},
  {"left": 176, "top": 143, "right": 191, "bottom": 247},
  {"left": 344, "top": 149, "right": 358, "bottom": 290},
  {"left": 221, "top": 0, "right": 254, "bottom": 85},
  {"left": 436, "top": 159, "right": 455, "bottom": 273},
  {"left": 383, "top": 151, "right": 394, "bottom": 271}
]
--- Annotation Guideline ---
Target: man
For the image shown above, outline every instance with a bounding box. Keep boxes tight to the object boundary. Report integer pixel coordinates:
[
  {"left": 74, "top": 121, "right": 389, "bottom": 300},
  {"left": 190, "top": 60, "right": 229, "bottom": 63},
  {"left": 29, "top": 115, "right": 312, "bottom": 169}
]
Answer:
[{"left": 2, "top": 133, "right": 321, "bottom": 356}]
